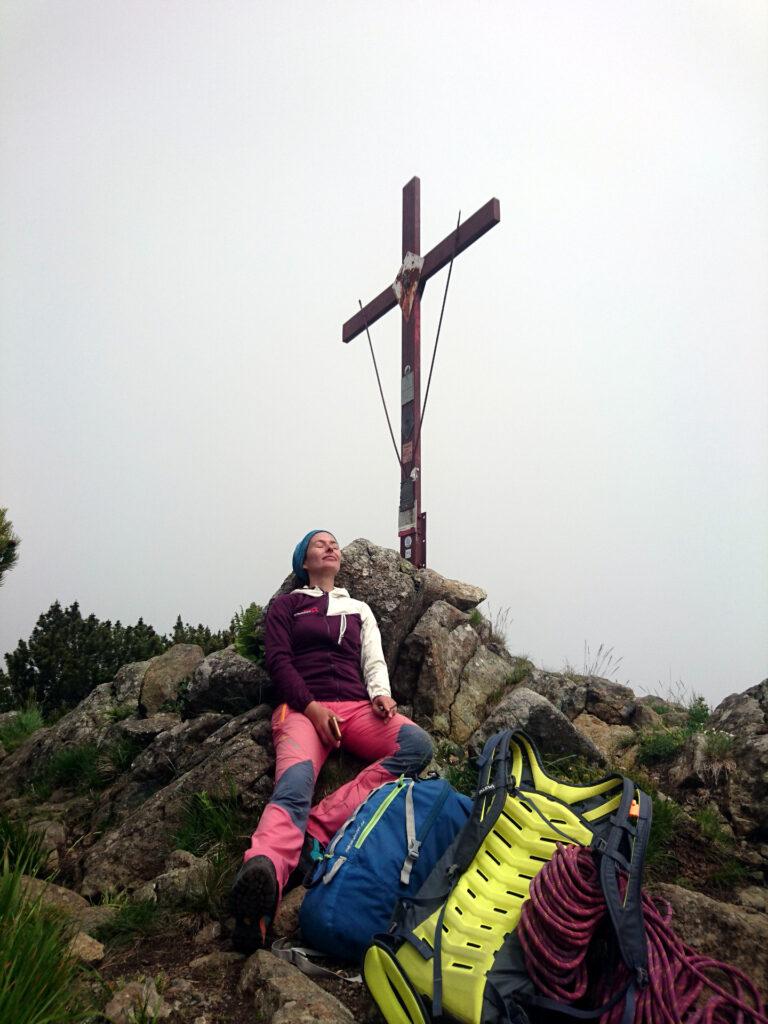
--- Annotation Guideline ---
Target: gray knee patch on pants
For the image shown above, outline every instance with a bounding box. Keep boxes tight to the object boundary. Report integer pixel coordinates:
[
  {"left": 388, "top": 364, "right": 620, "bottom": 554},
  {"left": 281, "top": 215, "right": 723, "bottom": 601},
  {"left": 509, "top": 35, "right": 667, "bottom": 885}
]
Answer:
[
  {"left": 382, "top": 724, "right": 434, "bottom": 776},
  {"left": 270, "top": 759, "right": 315, "bottom": 828}
]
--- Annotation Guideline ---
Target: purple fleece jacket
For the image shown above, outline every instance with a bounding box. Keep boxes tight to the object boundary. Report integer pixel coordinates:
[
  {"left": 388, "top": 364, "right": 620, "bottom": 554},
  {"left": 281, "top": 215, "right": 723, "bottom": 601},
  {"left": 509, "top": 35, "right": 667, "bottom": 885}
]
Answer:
[{"left": 264, "top": 590, "right": 371, "bottom": 711}]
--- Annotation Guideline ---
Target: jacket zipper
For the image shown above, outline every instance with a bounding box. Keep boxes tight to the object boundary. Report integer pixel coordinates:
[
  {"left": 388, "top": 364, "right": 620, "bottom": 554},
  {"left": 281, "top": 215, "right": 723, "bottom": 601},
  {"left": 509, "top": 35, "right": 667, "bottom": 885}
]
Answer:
[{"left": 354, "top": 777, "right": 406, "bottom": 848}]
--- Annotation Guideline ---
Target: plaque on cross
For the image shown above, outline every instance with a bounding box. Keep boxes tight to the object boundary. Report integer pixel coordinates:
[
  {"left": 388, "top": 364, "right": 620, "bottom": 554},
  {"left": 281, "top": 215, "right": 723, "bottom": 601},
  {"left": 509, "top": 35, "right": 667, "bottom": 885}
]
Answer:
[{"left": 343, "top": 177, "right": 500, "bottom": 568}]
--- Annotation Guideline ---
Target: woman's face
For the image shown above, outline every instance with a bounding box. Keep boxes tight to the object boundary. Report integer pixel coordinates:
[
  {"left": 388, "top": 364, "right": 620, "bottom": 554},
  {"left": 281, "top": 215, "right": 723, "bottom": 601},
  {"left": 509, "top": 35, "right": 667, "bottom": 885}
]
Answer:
[{"left": 303, "top": 532, "right": 341, "bottom": 580}]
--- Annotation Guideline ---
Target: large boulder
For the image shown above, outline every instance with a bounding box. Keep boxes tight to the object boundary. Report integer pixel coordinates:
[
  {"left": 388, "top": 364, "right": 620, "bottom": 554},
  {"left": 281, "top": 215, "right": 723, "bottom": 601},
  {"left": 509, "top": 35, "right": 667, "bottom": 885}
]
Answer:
[
  {"left": 80, "top": 709, "right": 273, "bottom": 896},
  {"left": 522, "top": 670, "right": 634, "bottom": 725},
  {"left": 650, "top": 883, "right": 768, "bottom": 996},
  {"left": 239, "top": 949, "right": 355, "bottom": 1023},
  {"left": 139, "top": 644, "right": 204, "bottom": 715},
  {"left": 391, "top": 600, "right": 511, "bottom": 741},
  {"left": 184, "top": 645, "right": 273, "bottom": 716},
  {"left": 704, "top": 679, "right": 768, "bottom": 840},
  {"left": 0, "top": 659, "right": 150, "bottom": 799},
  {"left": 469, "top": 687, "right": 605, "bottom": 764}
]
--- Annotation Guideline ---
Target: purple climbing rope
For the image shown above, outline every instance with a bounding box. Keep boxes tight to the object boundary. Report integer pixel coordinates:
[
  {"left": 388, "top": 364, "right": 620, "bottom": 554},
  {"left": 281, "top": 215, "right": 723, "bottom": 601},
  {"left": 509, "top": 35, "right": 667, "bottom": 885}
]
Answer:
[{"left": 517, "top": 844, "right": 767, "bottom": 1023}]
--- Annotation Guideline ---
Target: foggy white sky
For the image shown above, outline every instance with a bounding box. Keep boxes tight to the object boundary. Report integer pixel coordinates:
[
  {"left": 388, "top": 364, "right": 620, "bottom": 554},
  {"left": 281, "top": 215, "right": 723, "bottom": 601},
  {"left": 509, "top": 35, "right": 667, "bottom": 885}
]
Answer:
[{"left": 1, "top": 2, "right": 766, "bottom": 707}]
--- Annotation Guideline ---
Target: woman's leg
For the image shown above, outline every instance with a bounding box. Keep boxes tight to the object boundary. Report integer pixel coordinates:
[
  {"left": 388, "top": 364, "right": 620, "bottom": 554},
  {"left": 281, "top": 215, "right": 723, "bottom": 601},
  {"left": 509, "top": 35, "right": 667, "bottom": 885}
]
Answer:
[
  {"left": 305, "top": 700, "right": 433, "bottom": 845},
  {"left": 243, "top": 702, "right": 329, "bottom": 891}
]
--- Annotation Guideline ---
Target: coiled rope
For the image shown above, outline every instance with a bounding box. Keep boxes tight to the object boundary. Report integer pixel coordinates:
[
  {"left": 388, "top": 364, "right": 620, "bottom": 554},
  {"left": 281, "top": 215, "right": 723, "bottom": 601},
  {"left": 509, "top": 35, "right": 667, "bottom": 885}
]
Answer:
[{"left": 517, "top": 844, "right": 767, "bottom": 1024}]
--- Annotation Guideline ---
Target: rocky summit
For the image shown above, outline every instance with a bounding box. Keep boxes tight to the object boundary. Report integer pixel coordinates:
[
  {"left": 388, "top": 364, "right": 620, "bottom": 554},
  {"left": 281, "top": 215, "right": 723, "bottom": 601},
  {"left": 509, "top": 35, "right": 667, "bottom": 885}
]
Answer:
[{"left": 1, "top": 538, "right": 765, "bottom": 1021}]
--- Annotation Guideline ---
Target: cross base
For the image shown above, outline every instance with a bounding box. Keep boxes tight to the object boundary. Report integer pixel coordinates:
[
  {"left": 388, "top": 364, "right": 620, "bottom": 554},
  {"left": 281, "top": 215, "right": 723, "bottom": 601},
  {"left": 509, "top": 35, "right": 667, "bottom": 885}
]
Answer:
[{"left": 399, "top": 513, "right": 427, "bottom": 567}]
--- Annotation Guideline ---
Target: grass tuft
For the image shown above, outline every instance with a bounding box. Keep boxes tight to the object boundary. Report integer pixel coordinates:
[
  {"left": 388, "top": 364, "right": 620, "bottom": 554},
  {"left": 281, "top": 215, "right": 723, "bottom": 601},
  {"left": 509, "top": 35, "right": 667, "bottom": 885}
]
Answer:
[
  {"left": 0, "top": 844, "right": 93, "bottom": 1022},
  {"left": 0, "top": 814, "right": 48, "bottom": 876},
  {"left": 636, "top": 727, "right": 688, "bottom": 766},
  {"left": 30, "top": 738, "right": 143, "bottom": 798},
  {"left": 645, "top": 793, "right": 685, "bottom": 873},
  {"left": 0, "top": 704, "right": 45, "bottom": 753},
  {"left": 92, "top": 899, "right": 165, "bottom": 948},
  {"left": 173, "top": 784, "right": 250, "bottom": 858}
]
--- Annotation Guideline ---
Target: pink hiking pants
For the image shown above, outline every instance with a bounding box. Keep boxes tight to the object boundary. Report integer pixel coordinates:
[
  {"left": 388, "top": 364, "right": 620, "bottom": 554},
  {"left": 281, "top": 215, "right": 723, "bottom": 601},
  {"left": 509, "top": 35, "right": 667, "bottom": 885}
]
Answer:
[{"left": 244, "top": 700, "right": 433, "bottom": 893}]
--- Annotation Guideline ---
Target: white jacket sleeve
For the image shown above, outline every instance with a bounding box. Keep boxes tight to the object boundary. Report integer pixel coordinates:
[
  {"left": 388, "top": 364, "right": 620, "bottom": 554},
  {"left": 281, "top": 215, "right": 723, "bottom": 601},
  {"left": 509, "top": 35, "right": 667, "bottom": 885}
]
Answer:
[{"left": 359, "top": 602, "right": 391, "bottom": 700}]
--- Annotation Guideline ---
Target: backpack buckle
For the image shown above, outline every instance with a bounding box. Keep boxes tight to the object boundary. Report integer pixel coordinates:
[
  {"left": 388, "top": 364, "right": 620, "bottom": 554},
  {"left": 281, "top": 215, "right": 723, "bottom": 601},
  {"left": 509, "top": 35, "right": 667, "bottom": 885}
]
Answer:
[{"left": 408, "top": 839, "right": 422, "bottom": 859}]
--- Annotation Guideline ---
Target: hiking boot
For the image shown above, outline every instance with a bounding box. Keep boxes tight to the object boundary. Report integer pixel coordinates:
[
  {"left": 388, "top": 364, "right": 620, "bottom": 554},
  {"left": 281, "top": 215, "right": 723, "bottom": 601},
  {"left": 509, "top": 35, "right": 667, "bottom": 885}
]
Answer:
[
  {"left": 286, "top": 833, "right": 326, "bottom": 892},
  {"left": 231, "top": 855, "right": 278, "bottom": 953}
]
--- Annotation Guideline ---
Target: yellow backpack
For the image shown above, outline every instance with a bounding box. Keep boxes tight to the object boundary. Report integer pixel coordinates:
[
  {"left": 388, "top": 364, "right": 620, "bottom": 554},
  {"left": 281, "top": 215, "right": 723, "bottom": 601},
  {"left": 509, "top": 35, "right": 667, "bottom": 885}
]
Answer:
[{"left": 363, "top": 729, "right": 652, "bottom": 1024}]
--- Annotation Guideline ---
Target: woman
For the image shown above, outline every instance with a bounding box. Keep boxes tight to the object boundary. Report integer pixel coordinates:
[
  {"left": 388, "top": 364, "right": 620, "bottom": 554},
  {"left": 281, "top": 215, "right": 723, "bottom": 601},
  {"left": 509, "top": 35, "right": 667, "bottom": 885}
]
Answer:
[{"left": 231, "top": 530, "right": 434, "bottom": 951}]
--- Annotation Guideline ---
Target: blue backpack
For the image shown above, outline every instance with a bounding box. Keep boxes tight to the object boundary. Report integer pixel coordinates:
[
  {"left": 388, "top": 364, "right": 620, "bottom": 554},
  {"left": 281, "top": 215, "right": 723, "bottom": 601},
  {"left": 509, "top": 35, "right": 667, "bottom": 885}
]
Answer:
[{"left": 299, "top": 775, "right": 472, "bottom": 964}]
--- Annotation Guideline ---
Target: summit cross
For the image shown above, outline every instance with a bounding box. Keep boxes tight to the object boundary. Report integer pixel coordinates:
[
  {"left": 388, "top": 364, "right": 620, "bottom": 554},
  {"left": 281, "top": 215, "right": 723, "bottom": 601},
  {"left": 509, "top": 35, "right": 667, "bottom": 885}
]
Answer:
[{"left": 342, "top": 176, "right": 500, "bottom": 568}]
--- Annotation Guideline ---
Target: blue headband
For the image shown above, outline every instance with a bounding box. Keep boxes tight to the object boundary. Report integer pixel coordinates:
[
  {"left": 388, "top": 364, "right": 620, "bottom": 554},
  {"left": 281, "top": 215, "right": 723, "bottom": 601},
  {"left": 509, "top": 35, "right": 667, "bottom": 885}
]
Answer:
[{"left": 292, "top": 530, "right": 335, "bottom": 585}]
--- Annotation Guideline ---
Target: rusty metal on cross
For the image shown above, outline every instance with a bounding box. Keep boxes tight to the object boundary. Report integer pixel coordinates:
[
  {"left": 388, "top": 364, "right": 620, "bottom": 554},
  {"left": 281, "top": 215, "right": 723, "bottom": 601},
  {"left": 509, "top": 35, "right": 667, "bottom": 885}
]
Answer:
[{"left": 342, "top": 177, "right": 500, "bottom": 568}]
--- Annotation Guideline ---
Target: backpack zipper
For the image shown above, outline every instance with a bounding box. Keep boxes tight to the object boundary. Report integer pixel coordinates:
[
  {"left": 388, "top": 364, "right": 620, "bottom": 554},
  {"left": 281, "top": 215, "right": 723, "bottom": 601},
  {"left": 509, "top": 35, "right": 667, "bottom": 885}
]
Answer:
[{"left": 354, "top": 776, "right": 407, "bottom": 848}]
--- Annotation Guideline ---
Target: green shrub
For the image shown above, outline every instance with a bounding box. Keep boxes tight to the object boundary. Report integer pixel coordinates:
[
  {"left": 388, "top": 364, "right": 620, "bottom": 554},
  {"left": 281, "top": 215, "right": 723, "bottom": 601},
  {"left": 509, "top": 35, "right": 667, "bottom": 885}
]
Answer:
[
  {"left": 105, "top": 704, "right": 135, "bottom": 723},
  {"left": 0, "top": 703, "right": 45, "bottom": 752},
  {"left": 686, "top": 695, "right": 710, "bottom": 732},
  {"left": 693, "top": 806, "right": 732, "bottom": 846},
  {"left": 0, "top": 846, "right": 92, "bottom": 1022},
  {"left": 443, "top": 758, "right": 478, "bottom": 797},
  {"left": 637, "top": 727, "right": 687, "bottom": 766},
  {"left": 543, "top": 755, "right": 606, "bottom": 786},
  {"left": 232, "top": 603, "right": 265, "bottom": 665},
  {"left": 703, "top": 729, "right": 735, "bottom": 759},
  {"left": 468, "top": 609, "right": 484, "bottom": 628},
  {"left": 708, "top": 857, "right": 748, "bottom": 893}
]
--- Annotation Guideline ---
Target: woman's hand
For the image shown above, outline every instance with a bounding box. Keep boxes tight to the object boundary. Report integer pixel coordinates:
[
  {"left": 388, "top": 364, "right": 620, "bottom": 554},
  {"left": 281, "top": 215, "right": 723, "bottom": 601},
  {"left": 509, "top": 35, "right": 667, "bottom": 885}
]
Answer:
[
  {"left": 304, "top": 701, "right": 344, "bottom": 747},
  {"left": 372, "top": 695, "right": 397, "bottom": 720}
]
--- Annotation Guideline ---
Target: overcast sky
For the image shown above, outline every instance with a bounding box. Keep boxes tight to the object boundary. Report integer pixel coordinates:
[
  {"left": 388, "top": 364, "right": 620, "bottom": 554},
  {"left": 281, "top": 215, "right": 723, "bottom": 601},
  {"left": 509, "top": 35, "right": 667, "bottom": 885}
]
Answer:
[{"left": 1, "top": 1, "right": 766, "bottom": 708}]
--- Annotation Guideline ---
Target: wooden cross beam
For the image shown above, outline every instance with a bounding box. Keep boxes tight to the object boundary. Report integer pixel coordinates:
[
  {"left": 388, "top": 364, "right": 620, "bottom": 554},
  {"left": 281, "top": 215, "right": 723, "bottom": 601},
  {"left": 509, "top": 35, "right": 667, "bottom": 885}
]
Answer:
[{"left": 343, "top": 177, "right": 500, "bottom": 568}]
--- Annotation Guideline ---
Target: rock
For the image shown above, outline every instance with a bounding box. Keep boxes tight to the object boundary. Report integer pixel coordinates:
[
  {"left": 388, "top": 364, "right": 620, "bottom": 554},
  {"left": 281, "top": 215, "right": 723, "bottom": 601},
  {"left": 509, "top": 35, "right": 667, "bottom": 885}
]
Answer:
[
  {"left": 21, "top": 876, "right": 90, "bottom": 930},
  {"left": 523, "top": 670, "right": 588, "bottom": 720},
  {"left": 0, "top": 660, "right": 150, "bottom": 799},
  {"left": 165, "top": 848, "right": 201, "bottom": 871},
  {"left": 469, "top": 688, "right": 605, "bottom": 764},
  {"left": 116, "top": 713, "right": 181, "bottom": 743},
  {"left": 133, "top": 853, "right": 211, "bottom": 907},
  {"left": 193, "top": 919, "right": 223, "bottom": 946},
  {"left": 240, "top": 949, "right": 354, "bottom": 1023},
  {"left": 650, "top": 883, "right": 768, "bottom": 994},
  {"left": 104, "top": 979, "right": 170, "bottom": 1024},
  {"left": 188, "top": 950, "right": 245, "bottom": 974},
  {"left": 69, "top": 930, "right": 105, "bottom": 962},
  {"left": 113, "top": 660, "right": 152, "bottom": 705},
  {"left": 735, "top": 886, "right": 768, "bottom": 913},
  {"left": 394, "top": 601, "right": 478, "bottom": 730},
  {"left": 127, "top": 712, "right": 232, "bottom": 783},
  {"left": 80, "top": 713, "right": 273, "bottom": 895},
  {"left": 185, "top": 645, "right": 273, "bottom": 716},
  {"left": 139, "top": 644, "right": 204, "bottom": 715},
  {"left": 626, "top": 702, "right": 660, "bottom": 730},
  {"left": 0, "top": 742, "right": 6, "bottom": 761},
  {"left": 452, "top": 645, "right": 516, "bottom": 743},
  {"left": 0, "top": 710, "right": 20, "bottom": 728},
  {"left": 21, "top": 873, "right": 117, "bottom": 932},
  {"left": 705, "top": 680, "right": 768, "bottom": 839},
  {"left": 666, "top": 731, "right": 735, "bottom": 792},
  {"left": 585, "top": 677, "right": 635, "bottom": 725},
  {"left": 162, "top": 978, "right": 208, "bottom": 1020},
  {"left": 572, "top": 713, "right": 635, "bottom": 763},
  {"left": 274, "top": 885, "right": 305, "bottom": 937}
]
